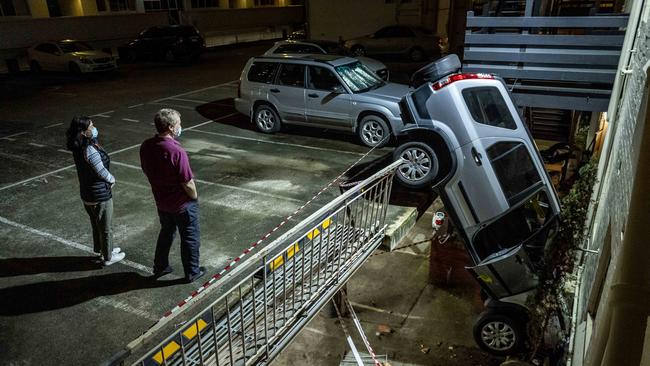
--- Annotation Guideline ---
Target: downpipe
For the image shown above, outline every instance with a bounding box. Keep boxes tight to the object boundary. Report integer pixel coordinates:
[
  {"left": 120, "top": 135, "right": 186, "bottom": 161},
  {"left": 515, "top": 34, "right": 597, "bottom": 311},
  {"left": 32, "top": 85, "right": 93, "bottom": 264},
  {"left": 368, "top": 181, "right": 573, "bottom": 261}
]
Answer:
[{"left": 566, "top": 265, "right": 584, "bottom": 366}]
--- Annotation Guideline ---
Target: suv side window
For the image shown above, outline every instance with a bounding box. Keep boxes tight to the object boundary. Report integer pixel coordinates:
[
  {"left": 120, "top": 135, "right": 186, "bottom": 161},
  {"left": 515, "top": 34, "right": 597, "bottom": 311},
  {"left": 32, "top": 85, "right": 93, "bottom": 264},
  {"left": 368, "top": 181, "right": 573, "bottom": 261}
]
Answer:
[
  {"left": 487, "top": 141, "right": 542, "bottom": 205},
  {"left": 462, "top": 87, "right": 517, "bottom": 130},
  {"left": 308, "top": 66, "right": 342, "bottom": 91},
  {"left": 36, "top": 43, "right": 58, "bottom": 54},
  {"left": 472, "top": 190, "right": 551, "bottom": 260},
  {"left": 247, "top": 62, "right": 278, "bottom": 84},
  {"left": 277, "top": 63, "right": 305, "bottom": 87}
]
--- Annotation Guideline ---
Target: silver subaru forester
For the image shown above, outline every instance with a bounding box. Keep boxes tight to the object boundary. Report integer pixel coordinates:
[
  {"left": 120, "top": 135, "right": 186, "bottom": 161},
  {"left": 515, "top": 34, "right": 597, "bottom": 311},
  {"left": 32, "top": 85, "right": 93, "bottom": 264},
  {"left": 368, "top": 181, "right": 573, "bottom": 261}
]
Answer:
[{"left": 235, "top": 54, "right": 411, "bottom": 147}]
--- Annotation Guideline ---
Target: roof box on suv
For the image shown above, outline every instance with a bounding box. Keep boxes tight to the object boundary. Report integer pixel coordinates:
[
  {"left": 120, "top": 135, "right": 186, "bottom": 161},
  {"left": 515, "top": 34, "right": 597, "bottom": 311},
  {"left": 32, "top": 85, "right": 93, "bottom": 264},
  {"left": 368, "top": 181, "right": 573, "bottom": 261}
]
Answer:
[{"left": 410, "top": 54, "right": 461, "bottom": 88}]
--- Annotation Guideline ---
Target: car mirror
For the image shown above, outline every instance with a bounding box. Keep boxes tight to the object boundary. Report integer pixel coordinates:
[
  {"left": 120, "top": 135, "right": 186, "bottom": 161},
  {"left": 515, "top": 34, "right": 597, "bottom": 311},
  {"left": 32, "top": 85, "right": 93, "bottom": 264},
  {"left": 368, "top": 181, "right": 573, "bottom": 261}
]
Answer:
[{"left": 331, "top": 85, "right": 346, "bottom": 94}]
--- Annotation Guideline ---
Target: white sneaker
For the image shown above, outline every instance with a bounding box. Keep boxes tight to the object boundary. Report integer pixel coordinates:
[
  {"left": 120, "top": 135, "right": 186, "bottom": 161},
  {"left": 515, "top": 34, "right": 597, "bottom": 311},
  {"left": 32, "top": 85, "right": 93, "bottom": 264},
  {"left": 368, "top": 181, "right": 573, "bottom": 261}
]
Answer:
[
  {"left": 95, "top": 248, "right": 121, "bottom": 259},
  {"left": 103, "top": 252, "right": 126, "bottom": 266}
]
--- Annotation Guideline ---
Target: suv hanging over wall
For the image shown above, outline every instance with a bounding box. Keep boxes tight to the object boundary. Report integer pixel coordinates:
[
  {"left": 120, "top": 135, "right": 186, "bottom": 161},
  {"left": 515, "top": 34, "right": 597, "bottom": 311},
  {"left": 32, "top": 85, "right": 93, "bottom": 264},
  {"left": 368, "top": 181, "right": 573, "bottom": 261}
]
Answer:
[{"left": 395, "top": 54, "right": 562, "bottom": 356}]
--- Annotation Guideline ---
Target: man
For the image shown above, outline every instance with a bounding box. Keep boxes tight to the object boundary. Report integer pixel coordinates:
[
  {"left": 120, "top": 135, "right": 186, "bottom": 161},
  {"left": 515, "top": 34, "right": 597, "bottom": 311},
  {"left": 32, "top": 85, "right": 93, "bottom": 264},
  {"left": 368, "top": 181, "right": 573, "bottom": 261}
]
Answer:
[{"left": 140, "top": 108, "right": 205, "bottom": 283}]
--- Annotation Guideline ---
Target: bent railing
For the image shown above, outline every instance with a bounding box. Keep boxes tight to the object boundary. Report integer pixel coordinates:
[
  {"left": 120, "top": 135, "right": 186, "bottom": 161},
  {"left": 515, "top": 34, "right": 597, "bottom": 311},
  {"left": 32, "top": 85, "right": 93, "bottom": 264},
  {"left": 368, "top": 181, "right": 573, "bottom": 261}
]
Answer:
[{"left": 113, "top": 160, "right": 401, "bottom": 366}]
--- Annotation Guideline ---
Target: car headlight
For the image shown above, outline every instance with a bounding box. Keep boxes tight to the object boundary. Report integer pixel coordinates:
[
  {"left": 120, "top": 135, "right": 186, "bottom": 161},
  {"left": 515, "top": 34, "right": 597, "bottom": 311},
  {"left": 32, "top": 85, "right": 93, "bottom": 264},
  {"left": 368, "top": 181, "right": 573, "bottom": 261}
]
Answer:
[{"left": 79, "top": 58, "right": 93, "bottom": 64}]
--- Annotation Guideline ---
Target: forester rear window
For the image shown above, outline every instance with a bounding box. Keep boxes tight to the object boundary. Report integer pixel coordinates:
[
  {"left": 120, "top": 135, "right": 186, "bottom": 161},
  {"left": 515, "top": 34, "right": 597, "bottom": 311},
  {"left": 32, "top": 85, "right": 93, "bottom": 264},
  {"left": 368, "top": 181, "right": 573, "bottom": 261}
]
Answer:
[
  {"left": 462, "top": 87, "right": 517, "bottom": 130},
  {"left": 247, "top": 62, "right": 278, "bottom": 84},
  {"left": 487, "top": 142, "right": 542, "bottom": 205}
]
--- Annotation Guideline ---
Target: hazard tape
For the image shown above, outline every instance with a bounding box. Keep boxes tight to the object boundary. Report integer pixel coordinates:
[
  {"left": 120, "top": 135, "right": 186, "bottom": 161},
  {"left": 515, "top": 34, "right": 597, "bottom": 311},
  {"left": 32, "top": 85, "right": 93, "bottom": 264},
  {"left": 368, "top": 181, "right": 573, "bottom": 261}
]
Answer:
[
  {"left": 344, "top": 298, "right": 383, "bottom": 366},
  {"left": 154, "top": 134, "right": 392, "bottom": 325}
]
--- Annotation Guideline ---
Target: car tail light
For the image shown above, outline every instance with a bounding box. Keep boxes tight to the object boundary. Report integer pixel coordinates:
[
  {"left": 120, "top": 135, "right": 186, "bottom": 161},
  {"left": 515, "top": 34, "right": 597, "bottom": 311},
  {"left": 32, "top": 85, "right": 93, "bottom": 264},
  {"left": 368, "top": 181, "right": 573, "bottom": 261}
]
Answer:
[{"left": 431, "top": 73, "right": 494, "bottom": 91}]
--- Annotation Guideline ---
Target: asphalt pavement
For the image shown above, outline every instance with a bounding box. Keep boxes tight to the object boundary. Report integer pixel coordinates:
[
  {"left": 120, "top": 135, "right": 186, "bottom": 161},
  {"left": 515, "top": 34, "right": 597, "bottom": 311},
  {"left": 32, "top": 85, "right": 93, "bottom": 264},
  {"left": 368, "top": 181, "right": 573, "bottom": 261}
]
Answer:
[{"left": 0, "top": 42, "right": 437, "bottom": 365}]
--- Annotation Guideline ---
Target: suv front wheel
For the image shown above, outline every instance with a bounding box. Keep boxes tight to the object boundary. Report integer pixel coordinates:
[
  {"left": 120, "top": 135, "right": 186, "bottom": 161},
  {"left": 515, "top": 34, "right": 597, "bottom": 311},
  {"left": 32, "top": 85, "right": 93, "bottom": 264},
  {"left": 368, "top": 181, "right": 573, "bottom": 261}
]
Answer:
[
  {"left": 254, "top": 104, "right": 281, "bottom": 133},
  {"left": 393, "top": 141, "right": 439, "bottom": 189},
  {"left": 358, "top": 115, "right": 390, "bottom": 148}
]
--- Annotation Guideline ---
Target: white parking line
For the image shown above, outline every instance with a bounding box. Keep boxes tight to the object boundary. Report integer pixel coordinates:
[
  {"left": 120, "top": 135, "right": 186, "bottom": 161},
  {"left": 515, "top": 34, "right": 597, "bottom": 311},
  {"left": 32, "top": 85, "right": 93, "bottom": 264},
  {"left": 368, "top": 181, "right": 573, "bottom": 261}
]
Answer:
[
  {"left": 122, "top": 118, "right": 140, "bottom": 123},
  {"left": 57, "top": 149, "right": 72, "bottom": 154},
  {"left": 170, "top": 97, "right": 209, "bottom": 104},
  {"left": 0, "top": 114, "right": 234, "bottom": 192},
  {"left": 44, "top": 123, "right": 63, "bottom": 129},
  {"left": 150, "top": 80, "right": 237, "bottom": 103},
  {"left": 111, "top": 161, "right": 303, "bottom": 203},
  {"left": 149, "top": 102, "right": 195, "bottom": 111},
  {"left": 90, "top": 110, "right": 114, "bottom": 117},
  {"left": 189, "top": 129, "right": 366, "bottom": 156},
  {"left": 1, "top": 132, "right": 28, "bottom": 140},
  {"left": 348, "top": 301, "right": 424, "bottom": 320},
  {"left": 0, "top": 215, "right": 153, "bottom": 274},
  {"left": 128, "top": 103, "right": 144, "bottom": 109},
  {"left": 28, "top": 142, "right": 46, "bottom": 148}
]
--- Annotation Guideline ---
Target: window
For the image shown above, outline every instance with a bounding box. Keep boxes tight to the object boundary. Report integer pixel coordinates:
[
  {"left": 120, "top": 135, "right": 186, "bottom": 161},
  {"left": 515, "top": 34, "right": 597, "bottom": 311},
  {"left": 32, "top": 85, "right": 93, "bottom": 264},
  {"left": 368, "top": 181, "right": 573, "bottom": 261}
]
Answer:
[
  {"left": 96, "top": 0, "right": 106, "bottom": 11},
  {"left": 191, "top": 0, "right": 218, "bottom": 8},
  {"left": 247, "top": 62, "right": 278, "bottom": 84},
  {"left": 58, "top": 41, "right": 93, "bottom": 53},
  {"left": 462, "top": 87, "right": 517, "bottom": 130},
  {"left": 35, "top": 43, "right": 59, "bottom": 54},
  {"left": 1, "top": 0, "right": 16, "bottom": 15},
  {"left": 277, "top": 63, "right": 305, "bottom": 87},
  {"left": 473, "top": 190, "right": 553, "bottom": 260},
  {"left": 109, "top": 0, "right": 135, "bottom": 11},
  {"left": 335, "top": 61, "right": 383, "bottom": 93},
  {"left": 308, "top": 66, "right": 342, "bottom": 91},
  {"left": 254, "top": 0, "right": 274, "bottom": 5},
  {"left": 274, "top": 44, "right": 323, "bottom": 54},
  {"left": 487, "top": 142, "right": 542, "bottom": 205}
]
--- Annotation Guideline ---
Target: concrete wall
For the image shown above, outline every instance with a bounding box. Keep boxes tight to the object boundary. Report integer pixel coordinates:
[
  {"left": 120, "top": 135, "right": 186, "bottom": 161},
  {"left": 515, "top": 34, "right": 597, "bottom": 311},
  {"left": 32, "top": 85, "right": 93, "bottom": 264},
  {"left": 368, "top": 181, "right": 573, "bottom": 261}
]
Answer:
[
  {"left": 307, "top": 0, "right": 423, "bottom": 41},
  {"left": 0, "top": 12, "right": 167, "bottom": 52},
  {"left": 182, "top": 5, "right": 304, "bottom": 33},
  {"left": 572, "top": 2, "right": 650, "bottom": 364}
]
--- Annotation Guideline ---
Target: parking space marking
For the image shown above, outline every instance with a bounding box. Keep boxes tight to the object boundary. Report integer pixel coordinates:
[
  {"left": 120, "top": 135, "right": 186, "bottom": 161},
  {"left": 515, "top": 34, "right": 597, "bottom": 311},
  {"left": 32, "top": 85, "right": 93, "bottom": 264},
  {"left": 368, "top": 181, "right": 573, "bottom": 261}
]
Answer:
[
  {"left": 0, "top": 113, "right": 235, "bottom": 192},
  {"left": 28, "top": 142, "right": 46, "bottom": 148},
  {"left": 122, "top": 118, "right": 140, "bottom": 123},
  {"left": 128, "top": 104, "right": 144, "bottom": 109},
  {"left": 189, "top": 129, "right": 366, "bottom": 156},
  {"left": 111, "top": 161, "right": 304, "bottom": 203},
  {"left": 0, "top": 215, "right": 153, "bottom": 274},
  {"left": 1, "top": 132, "right": 28, "bottom": 140},
  {"left": 348, "top": 301, "right": 424, "bottom": 320},
  {"left": 170, "top": 97, "right": 209, "bottom": 104},
  {"left": 94, "top": 297, "right": 159, "bottom": 321},
  {"left": 149, "top": 102, "right": 195, "bottom": 111},
  {"left": 57, "top": 149, "right": 72, "bottom": 154},
  {"left": 90, "top": 110, "right": 114, "bottom": 118},
  {"left": 150, "top": 80, "right": 238, "bottom": 103},
  {"left": 44, "top": 123, "right": 63, "bottom": 129}
]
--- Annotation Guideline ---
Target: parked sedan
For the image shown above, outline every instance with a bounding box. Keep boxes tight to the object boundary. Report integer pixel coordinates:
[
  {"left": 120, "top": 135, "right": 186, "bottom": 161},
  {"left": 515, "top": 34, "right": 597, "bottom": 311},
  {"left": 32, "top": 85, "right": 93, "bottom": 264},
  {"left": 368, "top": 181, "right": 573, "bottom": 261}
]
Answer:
[
  {"left": 264, "top": 40, "right": 390, "bottom": 80},
  {"left": 122, "top": 25, "right": 205, "bottom": 62},
  {"left": 27, "top": 40, "right": 117, "bottom": 74},
  {"left": 343, "top": 25, "right": 441, "bottom": 62}
]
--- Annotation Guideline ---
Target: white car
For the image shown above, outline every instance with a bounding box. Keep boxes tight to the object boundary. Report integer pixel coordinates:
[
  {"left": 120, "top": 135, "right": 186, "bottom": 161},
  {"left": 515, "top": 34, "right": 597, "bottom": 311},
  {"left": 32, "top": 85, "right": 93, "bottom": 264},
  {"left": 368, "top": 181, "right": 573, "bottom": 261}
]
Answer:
[
  {"left": 264, "top": 40, "right": 389, "bottom": 80},
  {"left": 28, "top": 40, "right": 117, "bottom": 74}
]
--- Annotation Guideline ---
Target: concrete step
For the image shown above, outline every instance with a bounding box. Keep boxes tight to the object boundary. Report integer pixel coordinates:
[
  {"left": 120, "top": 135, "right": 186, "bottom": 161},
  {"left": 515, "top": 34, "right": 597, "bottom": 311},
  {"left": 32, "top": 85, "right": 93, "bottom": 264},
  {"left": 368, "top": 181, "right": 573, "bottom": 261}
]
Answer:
[{"left": 382, "top": 204, "right": 418, "bottom": 251}]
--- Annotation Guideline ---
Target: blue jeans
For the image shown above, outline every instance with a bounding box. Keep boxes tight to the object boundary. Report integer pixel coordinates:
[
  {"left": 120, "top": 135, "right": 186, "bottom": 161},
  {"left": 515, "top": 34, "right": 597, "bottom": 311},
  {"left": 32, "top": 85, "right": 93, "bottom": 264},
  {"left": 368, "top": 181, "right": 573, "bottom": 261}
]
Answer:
[{"left": 154, "top": 200, "right": 201, "bottom": 279}]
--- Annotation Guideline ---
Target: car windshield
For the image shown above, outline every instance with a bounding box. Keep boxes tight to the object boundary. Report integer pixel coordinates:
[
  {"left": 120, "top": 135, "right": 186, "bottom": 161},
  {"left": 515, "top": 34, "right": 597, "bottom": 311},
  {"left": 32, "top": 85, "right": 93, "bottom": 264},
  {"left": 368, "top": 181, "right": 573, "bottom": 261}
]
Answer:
[
  {"left": 58, "top": 41, "right": 93, "bottom": 53},
  {"left": 335, "top": 61, "right": 384, "bottom": 93}
]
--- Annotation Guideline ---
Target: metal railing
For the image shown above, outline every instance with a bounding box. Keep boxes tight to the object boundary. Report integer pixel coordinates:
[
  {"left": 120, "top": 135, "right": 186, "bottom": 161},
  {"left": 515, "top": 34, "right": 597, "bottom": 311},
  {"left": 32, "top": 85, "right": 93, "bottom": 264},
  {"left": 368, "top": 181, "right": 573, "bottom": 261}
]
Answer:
[{"left": 116, "top": 160, "right": 401, "bottom": 366}]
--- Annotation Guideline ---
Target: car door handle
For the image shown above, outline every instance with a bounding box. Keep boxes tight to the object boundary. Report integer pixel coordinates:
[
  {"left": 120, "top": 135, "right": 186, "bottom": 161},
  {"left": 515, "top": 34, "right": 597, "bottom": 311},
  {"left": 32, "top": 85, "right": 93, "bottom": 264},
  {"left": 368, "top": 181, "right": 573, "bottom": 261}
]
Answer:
[
  {"left": 471, "top": 147, "right": 483, "bottom": 166},
  {"left": 270, "top": 88, "right": 280, "bottom": 93},
  {"left": 307, "top": 93, "right": 319, "bottom": 98}
]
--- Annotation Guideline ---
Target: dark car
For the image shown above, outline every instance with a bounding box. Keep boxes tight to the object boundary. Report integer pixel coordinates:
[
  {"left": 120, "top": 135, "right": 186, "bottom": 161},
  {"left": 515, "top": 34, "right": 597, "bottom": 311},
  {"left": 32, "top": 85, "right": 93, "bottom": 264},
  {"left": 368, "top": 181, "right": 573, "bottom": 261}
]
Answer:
[{"left": 122, "top": 25, "right": 205, "bottom": 62}]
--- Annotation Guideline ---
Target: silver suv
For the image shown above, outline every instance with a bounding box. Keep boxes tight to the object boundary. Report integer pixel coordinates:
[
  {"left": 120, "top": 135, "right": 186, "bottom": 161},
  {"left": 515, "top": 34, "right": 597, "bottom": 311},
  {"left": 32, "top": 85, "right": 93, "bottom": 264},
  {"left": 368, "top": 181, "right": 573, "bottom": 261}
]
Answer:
[
  {"left": 234, "top": 54, "right": 411, "bottom": 147},
  {"left": 396, "top": 55, "right": 561, "bottom": 355}
]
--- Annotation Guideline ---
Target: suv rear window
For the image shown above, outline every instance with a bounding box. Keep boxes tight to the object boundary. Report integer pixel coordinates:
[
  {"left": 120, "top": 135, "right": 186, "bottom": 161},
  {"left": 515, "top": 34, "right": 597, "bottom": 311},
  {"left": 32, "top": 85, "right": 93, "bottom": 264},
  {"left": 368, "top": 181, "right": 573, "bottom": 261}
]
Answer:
[
  {"left": 462, "top": 87, "right": 517, "bottom": 130},
  {"left": 248, "top": 62, "right": 278, "bottom": 84},
  {"left": 487, "top": 142, "right": 542, "bottom": 205}
]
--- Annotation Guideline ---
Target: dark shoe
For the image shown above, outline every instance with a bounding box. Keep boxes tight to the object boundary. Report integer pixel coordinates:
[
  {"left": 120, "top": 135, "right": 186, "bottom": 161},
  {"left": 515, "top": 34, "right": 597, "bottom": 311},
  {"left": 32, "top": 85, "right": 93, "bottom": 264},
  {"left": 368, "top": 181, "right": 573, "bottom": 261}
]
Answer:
[
  {"left": 153, "top": 266, "right": 173, "bottom": 278},
  {"left": 186, "top": 266, "right": 206, "bottom": 283}
]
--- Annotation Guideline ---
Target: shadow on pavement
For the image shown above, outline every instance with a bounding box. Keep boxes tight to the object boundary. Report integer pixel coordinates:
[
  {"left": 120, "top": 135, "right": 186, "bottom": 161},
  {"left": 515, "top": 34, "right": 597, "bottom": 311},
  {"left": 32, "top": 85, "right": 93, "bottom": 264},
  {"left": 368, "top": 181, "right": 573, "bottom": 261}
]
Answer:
[
  {"left": 0, "top": 272, "right": 184, "bottom": 315},
  {"left": 0, "top": 256, "right": 103, "bottom": 277}
]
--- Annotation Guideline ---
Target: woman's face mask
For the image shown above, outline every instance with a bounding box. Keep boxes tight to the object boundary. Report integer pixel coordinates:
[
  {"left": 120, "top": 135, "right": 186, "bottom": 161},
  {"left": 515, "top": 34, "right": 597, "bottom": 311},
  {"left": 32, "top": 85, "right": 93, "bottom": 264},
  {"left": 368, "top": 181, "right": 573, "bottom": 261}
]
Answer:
[{"left": 90, "top": 126, "right": 98, "bottom": 139}]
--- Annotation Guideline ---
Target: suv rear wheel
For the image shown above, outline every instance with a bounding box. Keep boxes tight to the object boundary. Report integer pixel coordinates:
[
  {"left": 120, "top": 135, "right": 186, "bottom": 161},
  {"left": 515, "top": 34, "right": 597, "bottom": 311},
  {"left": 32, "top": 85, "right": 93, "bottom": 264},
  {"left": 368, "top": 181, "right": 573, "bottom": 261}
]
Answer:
[
  {"left": 393, "top": 141, "right": 439, "bottom": 189},
  {"left": 351, "top": 45, "right": 366, "bottom": 57},
  {"left": 254, "top": 104, "right": 281, "bottom": 133},
  {"left": 473, "top": 310, "right": 525, "bottom": 356},
  {"left": 358, "top": 115, "right": 390, "bottom": 148}
]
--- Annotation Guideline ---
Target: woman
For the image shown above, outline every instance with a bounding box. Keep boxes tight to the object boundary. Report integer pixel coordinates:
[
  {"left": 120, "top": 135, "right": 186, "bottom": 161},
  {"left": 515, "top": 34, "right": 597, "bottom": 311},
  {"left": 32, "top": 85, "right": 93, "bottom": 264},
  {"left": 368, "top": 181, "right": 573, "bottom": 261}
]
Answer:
[{"left": 66, "top": 116, "right": 125, "bottom": 266}]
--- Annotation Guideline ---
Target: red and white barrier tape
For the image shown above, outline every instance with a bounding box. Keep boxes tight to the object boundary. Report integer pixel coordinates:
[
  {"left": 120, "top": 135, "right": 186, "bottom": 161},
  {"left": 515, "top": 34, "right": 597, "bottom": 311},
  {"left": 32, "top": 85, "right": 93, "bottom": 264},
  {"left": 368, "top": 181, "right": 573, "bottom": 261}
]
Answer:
[
  {"left": 345, "top": 298, "right": 383, "bottom": 366},
  {"left": 156, "top": 137, "right": 390, "bottom": 323}
]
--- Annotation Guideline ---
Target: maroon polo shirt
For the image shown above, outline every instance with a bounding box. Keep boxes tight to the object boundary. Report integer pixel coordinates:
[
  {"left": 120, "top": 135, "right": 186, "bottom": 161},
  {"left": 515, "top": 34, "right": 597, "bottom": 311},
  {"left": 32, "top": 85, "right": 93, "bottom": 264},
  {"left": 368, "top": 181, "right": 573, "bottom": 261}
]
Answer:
[{"left": 140, "top": 135, "right": 194, "bottom": 214}]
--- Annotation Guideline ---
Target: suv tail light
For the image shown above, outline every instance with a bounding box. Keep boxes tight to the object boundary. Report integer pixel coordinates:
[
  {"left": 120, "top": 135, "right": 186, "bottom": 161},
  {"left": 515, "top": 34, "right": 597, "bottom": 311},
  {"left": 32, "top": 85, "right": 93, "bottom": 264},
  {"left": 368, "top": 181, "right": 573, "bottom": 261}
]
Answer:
[{"left": 431, "top": 73, "right": 494, "bottom": 91}]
